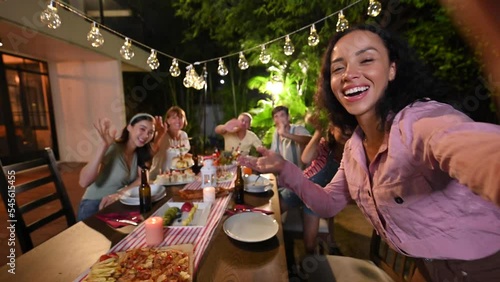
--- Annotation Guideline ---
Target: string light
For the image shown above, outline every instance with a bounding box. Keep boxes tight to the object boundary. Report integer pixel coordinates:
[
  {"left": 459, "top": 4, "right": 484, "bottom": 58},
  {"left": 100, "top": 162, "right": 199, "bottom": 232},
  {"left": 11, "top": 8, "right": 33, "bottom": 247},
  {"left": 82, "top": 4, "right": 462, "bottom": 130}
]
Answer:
[
  {"left": 147, "top": 49, "right": 160, "bottom": 70},
  {"left": 40, "top": 0, "right": 61, "bottom": 29},
  {"left": 38, "top": 0, "right": 369, "bottom": 89},
  {"left": 336, "top": 10, "right": 349, "bottom": 32},
  {"left": 217, "top": 58, "right": 229, "bottom": 76},
  {"left": 183, "top": 64, "right": 200, "bottom": 88},
  {"left": 120, "top": 38, "right": 134, "bottom": 60},
  {"left": 259, "top": 45, "right": 271, "bottom": 64},
  {"left": 238, "top": 52, "right": 249, "bottom": 70},
  {"left": 87, "top": 22, "right": 104, "bottom": 47},
  {"left": 283, "top": 35, "right": 295, "bottom": 56},
  {"left": 169, "top": 59, "right": 181, "bottom": 77},
  {"left": 367, "top": 0, "right": 382, "bottom": 17},
  {"left": 307, "top": 24, "right": 320, "bottom": 47},
  {"left": 194, "top": 66, "right": 206, "bottom": 90}
]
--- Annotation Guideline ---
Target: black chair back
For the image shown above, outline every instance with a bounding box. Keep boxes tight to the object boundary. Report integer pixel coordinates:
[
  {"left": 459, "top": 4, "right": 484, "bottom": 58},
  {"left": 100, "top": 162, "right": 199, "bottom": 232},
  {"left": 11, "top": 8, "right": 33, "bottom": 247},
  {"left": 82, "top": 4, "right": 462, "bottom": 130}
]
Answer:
[{"left": 0, "top": 147, "right": 76, "bottom": 253}]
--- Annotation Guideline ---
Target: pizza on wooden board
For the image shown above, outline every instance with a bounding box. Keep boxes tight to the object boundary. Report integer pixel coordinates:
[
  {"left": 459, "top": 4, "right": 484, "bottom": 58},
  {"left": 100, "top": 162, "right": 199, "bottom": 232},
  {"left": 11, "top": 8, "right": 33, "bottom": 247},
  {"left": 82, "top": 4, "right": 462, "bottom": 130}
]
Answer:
[
  {"left": 178, "top": 187, "right": 233, "bottom": 200},
  {"left": 83, "top": 244, "right": 193, "bottom": 282}
]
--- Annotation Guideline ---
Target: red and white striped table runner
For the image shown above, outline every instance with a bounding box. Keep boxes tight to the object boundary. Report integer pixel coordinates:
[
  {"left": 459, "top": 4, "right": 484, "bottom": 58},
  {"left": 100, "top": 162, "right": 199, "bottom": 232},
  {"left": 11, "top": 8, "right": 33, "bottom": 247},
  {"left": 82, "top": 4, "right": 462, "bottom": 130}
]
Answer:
[{"left": 75, "top": 172, "right": 235, "bottom": 281}]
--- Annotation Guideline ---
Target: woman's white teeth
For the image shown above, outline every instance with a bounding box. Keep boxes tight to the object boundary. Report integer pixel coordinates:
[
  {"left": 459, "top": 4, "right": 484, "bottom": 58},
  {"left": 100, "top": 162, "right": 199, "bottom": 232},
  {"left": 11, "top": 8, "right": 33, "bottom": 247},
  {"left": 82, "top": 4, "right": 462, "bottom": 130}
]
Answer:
[{"left": 345, "top": 86, "right": 369, "bottom": 96}]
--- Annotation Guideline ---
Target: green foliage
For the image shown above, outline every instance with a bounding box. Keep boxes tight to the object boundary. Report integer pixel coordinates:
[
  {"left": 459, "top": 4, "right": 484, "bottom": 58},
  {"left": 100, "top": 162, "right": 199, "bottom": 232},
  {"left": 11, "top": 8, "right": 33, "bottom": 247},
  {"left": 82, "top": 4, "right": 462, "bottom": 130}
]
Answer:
[{"left": 166, "top": 0, "right": 496, "bottom": 145}]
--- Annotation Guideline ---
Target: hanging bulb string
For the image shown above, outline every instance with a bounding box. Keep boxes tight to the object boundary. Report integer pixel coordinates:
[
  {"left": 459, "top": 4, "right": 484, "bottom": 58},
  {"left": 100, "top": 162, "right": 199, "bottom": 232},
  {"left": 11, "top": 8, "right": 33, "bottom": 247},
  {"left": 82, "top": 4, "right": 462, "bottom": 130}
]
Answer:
[
  {"left": 193, "top": 0, "right": 363, "bottom": 65},
  {"left": 51, "top": 0, "right": 191, "bottom": 65},
  {"left": 49, "top": 0, "right": 364, "bottom": 67}
]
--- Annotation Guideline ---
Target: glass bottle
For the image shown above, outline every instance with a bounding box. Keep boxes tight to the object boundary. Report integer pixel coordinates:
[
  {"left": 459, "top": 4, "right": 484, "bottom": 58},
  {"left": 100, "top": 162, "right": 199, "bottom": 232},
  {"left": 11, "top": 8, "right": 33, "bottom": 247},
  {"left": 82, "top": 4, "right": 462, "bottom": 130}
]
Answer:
[
  {"left": 139, "top": 167, "right": 152, "bottom": 213},
  {"left": 234, "top": 165, "right": 244, "bottom": 204}
]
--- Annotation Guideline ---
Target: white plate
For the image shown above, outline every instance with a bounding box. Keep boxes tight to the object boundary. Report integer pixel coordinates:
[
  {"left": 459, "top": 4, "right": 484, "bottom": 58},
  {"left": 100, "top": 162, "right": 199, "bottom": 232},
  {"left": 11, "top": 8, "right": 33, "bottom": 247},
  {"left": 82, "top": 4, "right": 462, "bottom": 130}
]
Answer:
[
  {"left": 244, "top": 174, "right": 271, "bottom": 193},
  {"left": 154, "top": 177, "right": 195, "bottom": 186},
  {"left": 119, "top": 185, "right": 166, "bottom": 205},
  {"left": 223, "top": 212, "right": 278, "bottom": 242},
  {"left": 154, "top": 202, "right": 211, "bottom": 227},
  {"left": 244, "top": 185, "right": 272, "bottom": 193}
]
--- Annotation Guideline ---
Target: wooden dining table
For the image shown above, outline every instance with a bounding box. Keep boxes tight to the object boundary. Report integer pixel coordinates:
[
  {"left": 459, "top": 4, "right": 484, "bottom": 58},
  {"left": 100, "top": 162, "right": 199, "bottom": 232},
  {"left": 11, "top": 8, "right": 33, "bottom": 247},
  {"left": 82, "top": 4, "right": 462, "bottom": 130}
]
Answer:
[{"left": 0, "top": 174, "right": 289, "bottom": 282}]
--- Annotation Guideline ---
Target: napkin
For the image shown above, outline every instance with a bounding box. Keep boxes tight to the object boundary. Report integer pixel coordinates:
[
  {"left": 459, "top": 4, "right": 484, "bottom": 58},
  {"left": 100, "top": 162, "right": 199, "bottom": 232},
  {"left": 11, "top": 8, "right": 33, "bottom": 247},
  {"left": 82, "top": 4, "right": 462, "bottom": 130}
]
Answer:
[
  {"left": 225, "top": 204, "right": 274, "bottom": 216},
  {"left": 96, "top": 211, "right": 143, "bottom": 228}
]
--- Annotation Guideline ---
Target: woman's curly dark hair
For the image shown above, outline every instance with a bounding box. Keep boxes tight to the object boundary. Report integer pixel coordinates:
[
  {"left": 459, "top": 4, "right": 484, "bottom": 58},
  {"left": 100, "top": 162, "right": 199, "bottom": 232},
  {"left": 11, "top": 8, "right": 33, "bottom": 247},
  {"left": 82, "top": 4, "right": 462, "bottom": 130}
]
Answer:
[{"left": 315, "top": 24, "right": 452, "bottom": 135}]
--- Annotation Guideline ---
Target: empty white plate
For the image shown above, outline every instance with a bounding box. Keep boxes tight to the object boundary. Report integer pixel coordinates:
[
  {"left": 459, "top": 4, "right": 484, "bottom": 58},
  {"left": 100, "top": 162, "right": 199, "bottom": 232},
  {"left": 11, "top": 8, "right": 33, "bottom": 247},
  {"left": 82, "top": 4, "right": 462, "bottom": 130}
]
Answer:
[{"left": 223, "top": 212, "right": 278, "bottom": 243}]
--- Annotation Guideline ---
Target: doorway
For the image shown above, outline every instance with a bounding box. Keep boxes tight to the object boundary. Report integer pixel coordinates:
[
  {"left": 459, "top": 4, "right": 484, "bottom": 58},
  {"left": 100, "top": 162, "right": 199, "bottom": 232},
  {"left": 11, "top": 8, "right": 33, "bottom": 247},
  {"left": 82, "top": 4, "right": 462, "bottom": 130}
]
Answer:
[{"left": 0, "top": 53, "right": 58, "bottom": 164}]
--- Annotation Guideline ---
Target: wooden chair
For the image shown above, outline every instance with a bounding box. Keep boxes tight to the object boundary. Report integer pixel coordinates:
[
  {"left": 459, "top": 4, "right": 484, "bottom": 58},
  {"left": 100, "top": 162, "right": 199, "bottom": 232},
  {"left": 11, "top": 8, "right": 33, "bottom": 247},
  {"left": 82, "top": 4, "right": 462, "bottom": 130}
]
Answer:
[
  {"left": 0, "top": 147, "right": 76, "bottom": 253},
  {"left": 370, "top": 231, "right": 419, "bottom": 282},
  {"left": 304, "top": 230, "right": 421, "bottom": 282},
  {"left": 283, "top": 206, "right": 335, "bottom": 263}
]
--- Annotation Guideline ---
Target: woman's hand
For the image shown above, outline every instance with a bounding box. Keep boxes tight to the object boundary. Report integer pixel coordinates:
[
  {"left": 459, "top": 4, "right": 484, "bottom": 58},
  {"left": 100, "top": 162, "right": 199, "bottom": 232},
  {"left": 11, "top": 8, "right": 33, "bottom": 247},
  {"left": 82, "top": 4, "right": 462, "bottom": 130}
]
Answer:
[
  {"left": 99, "top": 193, "right": 121, "bottom": 210},
  {"left": 94, "top": 118, "right": 116, "bottom": 147},
  {"left": 238, "top": 147, "right": 286, "bottom": 174},
  {"left": 154, "top": 115, "right": 168, "bottom": 138}
]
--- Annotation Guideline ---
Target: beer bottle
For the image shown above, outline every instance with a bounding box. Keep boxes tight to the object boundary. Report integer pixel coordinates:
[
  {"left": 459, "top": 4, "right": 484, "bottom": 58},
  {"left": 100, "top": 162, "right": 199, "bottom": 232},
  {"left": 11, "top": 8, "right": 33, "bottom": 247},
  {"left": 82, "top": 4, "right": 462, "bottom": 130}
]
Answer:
[
  {"left": 139, "top": 167, "right": 152, "bottom": 213},
  {"left": 234, "top": 165, "right": 245, "bottom": 204}
]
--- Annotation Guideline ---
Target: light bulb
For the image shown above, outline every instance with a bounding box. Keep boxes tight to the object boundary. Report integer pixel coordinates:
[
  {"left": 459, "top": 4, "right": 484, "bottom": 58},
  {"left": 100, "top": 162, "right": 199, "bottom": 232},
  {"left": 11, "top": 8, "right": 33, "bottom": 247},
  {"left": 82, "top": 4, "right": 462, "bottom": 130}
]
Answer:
[
  {"left": 169, "top": 59, "right": 181, "bottom": 77},
  {"left": 40, "top": 1, "right": 61, "bottom": 29},
  {"left": 367, "top": 0, "right": 382, "bottom": 17},
  {"left": 183, "top": 65, "right": 195, "bottom": 88},
  {"left": 87, "top": 22, "right": 104, "bottom": 47},
  {"left": 336, "top": 10, "right": 349, "bottom": 32},
  {"left": 259, "top": 45, "right": 271, "bottom": 64},
  {"left": 119, "top": 38, "right": 134, "bottom": 60},
  {"left": 308, "top": 24, "right": 320, "bottom": 47},
  {"left": 194, "top": 75, "right": 205, "bottom": 90},
  {"left": 283, "top": 35, "right": 295, "bottom": 56},
  {"left": 147, "top": 49, "right": 160, "bottom": 70},
  {"left": 217, "top": 58, "right": 228, "bottom": 76},
  {"left": 238, "top": 52, "right": 249, "bottom": 70}
]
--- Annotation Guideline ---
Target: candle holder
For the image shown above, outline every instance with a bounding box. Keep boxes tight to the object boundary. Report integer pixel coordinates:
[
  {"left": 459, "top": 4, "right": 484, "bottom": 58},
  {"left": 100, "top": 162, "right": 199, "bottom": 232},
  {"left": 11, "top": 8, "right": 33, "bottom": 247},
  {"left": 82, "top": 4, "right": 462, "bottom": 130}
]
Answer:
[{"left": 201, "top": 158, "right": 217, "bottom": 188}]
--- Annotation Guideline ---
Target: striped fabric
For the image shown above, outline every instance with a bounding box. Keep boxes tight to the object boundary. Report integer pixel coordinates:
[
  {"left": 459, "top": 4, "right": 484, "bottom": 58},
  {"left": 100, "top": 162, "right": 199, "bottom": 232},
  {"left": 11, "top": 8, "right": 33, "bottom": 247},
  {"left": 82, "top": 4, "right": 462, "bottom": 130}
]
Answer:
[
  {"left": 303, "top": 138, "right": 329, "bottom": 178},
  {"left": 75, "top": 171, "right": 235, "bottom": 281}
]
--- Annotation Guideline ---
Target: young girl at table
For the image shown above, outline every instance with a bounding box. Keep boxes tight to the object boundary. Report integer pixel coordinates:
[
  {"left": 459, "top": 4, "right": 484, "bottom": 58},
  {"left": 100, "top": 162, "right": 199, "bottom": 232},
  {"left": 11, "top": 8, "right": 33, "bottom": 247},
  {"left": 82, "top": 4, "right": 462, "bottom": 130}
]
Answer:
[
  {"left": 280, "top": 112, "right": 350, "bottom": 255},
  {"left": 240, "top": 24, "right": 500, "bottom": 281},
  {"left": 77, "top": 113, "right": 165, "bottom": 221},
  {"left": 149, "top": 106, "right": 191, "bottom": 180}
]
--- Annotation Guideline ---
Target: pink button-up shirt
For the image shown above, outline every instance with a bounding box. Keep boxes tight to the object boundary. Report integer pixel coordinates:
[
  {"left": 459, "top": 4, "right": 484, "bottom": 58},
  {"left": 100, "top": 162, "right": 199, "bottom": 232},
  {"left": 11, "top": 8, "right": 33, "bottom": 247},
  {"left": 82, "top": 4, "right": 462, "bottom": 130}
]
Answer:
[{"left": 278, "top": 101, "right": 500, "bottom": 260}]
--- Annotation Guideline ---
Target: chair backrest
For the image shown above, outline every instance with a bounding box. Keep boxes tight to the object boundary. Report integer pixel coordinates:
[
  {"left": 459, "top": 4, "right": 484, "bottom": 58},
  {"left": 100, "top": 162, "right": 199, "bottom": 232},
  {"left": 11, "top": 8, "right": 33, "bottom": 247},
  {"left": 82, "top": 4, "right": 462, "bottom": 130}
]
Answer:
[
  {"left": 370, "top": 230, "right": 418, "bottom": 282},
  {"left": 0, "top": 147, "right": 76, "bottom": 253}
]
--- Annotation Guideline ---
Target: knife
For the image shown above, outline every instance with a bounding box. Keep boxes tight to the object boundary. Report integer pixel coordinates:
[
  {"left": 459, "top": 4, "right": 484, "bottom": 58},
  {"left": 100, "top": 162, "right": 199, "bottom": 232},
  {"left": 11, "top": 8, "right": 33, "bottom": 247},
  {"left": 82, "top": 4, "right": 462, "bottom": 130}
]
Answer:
[{"left": 114, "top": 219, "right": 139, "bottom": 226}]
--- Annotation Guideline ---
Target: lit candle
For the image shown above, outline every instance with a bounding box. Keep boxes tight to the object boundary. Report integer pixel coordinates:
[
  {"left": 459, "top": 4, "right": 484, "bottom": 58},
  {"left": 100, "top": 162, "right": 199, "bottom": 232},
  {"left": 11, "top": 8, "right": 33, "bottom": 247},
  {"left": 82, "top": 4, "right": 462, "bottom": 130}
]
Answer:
[
  {"left": 203, "top": 186, "right": 216, "bottom": 203},
  {"left": 145, "top": 216, "right": 164, "bottom": 246}
]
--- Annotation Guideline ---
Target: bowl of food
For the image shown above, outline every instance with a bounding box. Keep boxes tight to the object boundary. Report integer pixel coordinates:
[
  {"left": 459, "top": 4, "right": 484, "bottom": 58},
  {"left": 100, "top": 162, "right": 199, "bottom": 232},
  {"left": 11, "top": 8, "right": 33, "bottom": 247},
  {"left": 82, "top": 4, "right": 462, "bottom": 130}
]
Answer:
[{"left": 243, "top": 174, "right": 271, "bottom": 193}]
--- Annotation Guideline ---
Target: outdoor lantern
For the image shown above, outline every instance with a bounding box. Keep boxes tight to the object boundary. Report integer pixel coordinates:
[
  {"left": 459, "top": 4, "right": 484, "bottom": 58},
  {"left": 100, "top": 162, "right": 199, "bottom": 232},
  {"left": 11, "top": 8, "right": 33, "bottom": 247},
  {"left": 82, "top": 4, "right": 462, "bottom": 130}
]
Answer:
[{"left": 201, "top": 158, "right": 217, "bottom": 188}]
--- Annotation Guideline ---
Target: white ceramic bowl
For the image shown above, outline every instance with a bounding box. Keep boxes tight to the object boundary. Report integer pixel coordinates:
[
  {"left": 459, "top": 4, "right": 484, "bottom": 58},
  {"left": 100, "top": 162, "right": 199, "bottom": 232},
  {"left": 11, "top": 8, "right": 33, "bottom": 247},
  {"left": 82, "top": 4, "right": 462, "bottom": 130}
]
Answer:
[
  {"left": 127, "top": 184, "right": 164, "bottom": 198},
  {"left": 243, "top": 174, "right": 271, "bottom": 193}
]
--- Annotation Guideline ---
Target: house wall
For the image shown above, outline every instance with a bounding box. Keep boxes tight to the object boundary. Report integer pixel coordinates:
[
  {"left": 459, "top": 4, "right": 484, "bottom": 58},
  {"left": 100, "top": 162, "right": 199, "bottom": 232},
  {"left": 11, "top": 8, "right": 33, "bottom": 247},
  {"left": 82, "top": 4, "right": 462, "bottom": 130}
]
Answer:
[
  {"left": 0, "top": 0, "right": 151, "bottom": 162},
  {"left": 49, "top": 61, "right": 126, "bottom": 162}
]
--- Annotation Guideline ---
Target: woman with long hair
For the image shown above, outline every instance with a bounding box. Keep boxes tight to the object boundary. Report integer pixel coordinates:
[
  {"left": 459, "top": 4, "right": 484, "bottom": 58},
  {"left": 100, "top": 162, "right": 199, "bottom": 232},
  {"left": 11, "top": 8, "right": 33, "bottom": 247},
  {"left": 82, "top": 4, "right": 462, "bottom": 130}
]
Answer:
[
  {"left": 77, "top": 113, "right": 165, "bottom": 221},
  {"left": 240, "top": 24, "right": 500, "bottom": 281}
]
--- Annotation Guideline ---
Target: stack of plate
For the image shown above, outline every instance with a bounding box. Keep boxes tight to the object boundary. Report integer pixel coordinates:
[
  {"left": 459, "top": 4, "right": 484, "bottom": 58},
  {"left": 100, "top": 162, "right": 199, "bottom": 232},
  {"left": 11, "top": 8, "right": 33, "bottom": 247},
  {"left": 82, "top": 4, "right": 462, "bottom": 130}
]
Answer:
[
  {"left": 243, "top": 174, "right": 271, "bottom": 193},
  {"left": 119, "top": 184, "right": 166, "bottom": 205}
]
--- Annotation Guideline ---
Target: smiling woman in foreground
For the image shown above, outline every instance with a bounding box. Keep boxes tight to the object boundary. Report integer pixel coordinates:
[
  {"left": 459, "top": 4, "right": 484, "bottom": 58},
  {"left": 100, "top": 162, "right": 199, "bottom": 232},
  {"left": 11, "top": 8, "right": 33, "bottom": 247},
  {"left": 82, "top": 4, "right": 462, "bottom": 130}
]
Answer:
[{"left": 240, "top": 24, "right": 500, "bottom": 281}]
